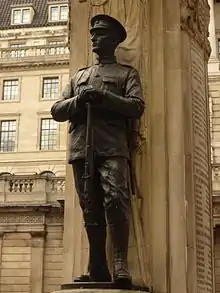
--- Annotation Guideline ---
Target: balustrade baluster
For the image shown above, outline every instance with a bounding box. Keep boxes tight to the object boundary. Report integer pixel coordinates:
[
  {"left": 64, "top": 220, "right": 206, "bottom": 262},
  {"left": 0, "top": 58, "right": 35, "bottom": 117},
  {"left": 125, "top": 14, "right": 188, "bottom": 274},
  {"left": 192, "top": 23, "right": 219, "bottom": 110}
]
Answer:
[{"left": 0, "top": 44, "right": 69, "bottom": 63}]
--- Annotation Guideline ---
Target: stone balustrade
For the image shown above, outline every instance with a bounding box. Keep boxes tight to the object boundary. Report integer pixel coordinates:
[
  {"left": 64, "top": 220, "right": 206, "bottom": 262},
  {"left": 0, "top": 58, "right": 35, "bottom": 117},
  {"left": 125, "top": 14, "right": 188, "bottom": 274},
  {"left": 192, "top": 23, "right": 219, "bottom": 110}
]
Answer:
[
  {"left": 0, "top": 174, "right": 65, "bottom": 203},
  {"left": 0, "top": 44, "right": 69, "bottom": 66}
]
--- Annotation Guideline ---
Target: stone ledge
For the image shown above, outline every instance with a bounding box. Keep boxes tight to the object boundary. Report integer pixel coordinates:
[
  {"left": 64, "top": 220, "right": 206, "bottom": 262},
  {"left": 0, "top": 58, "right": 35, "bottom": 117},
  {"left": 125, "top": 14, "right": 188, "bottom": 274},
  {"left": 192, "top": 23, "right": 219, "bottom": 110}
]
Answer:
[
  {"left": 52, "top": 289, "right": 147, "bottom": 293},
  {"left": 54, "top": 282, "right": 149, "bottom": 293}
]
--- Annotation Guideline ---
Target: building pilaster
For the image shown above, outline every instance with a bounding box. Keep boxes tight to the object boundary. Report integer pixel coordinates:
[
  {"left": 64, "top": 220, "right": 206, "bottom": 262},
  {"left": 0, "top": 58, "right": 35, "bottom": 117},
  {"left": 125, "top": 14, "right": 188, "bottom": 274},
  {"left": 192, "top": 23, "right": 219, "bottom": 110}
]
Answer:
[{"left": 30, "top": 231, "right": 46, "bottom": 293}]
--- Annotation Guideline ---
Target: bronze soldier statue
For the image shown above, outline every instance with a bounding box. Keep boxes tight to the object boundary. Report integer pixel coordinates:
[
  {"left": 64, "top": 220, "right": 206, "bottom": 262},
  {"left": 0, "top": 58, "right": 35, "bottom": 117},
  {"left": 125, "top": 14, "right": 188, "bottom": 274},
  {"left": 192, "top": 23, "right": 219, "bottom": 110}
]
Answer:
[{"left": 51, "top": 14, "right": 145, "bottom": 288}]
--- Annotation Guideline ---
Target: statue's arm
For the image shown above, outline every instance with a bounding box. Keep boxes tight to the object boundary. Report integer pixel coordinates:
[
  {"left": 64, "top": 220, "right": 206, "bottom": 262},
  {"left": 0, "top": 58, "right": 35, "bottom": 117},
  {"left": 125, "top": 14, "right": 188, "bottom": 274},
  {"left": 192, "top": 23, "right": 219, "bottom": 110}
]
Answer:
[
  {"left": 51, "top": 75, "right": 79, "bottom": 122},
  {"left": 102, "top": 68, "right": 145, "bottom": 119}
]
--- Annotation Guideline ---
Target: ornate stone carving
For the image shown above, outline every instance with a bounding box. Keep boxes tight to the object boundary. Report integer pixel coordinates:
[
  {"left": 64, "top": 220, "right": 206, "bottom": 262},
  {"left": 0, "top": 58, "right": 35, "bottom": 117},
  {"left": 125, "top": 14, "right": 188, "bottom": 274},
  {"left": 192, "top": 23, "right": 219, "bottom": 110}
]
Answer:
[
  {"left": 0, "top": 215, "right": 44, "bottom": 224},
  {"left": 180, "top": 0, "right": 211, "bottom": 57},
  {"left": 49, "top": 178, "right": 66, "bottom": 193}
]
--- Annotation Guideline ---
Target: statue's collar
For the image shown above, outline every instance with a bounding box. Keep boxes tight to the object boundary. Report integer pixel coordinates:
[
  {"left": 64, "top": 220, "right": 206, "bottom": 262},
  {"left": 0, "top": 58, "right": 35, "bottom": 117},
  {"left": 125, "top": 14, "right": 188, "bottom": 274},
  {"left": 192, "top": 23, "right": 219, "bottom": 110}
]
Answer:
[{"left": 95, "top": 56, "right": 117, "bottom": 65}]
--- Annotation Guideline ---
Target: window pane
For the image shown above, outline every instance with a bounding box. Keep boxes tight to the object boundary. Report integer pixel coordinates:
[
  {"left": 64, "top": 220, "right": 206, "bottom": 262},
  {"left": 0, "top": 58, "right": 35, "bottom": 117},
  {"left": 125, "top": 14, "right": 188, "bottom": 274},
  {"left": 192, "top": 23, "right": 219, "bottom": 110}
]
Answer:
[
  {"left": 22, "top": 9, "right": 30, "bottom": 23},
  {"left": 0, "top": 120, "right": 16, "bottom": 152},
  {"left": 42, "top": 77, "right": 59, "bottom": 99},
  {"left": 13, "top": 9, "right": 21, "bottom": 24},
  {"left": 3, "top": 80, "right": 19, "bottom": 101},
  {"left": 60, "top": 5, "right": 68, "bottom": 21},
  {"left": 50, "top": 6, "right": 59, "bottom": 21},
  {"left": 40, "top": 119, "right": 57, "bottom": 150}
]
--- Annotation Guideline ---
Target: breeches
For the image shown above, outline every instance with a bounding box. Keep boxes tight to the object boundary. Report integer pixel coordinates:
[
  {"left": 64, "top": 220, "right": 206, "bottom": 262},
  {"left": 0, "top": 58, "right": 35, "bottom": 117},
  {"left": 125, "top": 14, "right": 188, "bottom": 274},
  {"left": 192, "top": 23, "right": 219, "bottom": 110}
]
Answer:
[{"left": 72, "top": 156, "right": 131, "bottom": 225}]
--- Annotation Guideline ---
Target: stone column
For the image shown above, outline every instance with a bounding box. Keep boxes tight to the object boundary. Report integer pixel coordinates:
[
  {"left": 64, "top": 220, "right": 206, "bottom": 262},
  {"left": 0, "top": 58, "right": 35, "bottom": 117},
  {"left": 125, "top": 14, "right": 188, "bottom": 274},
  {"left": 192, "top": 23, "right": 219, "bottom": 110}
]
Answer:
[
  {"left": 208, "top": 0, "right": 217, "bottom": 59},
  {"left": 62, "top": 1, "right": 214, "bottom": 293},
  {"left": 30, "top": 231, "right": 45, "bottom": 293}
]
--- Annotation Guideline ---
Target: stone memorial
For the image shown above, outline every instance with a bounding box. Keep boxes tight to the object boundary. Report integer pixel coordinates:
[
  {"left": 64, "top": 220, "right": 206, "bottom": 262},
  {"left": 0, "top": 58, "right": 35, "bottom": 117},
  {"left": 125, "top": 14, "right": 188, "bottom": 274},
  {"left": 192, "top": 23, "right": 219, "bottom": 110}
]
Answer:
[{"left": 53, "top": 1, "right": 214, "bottom": 293}]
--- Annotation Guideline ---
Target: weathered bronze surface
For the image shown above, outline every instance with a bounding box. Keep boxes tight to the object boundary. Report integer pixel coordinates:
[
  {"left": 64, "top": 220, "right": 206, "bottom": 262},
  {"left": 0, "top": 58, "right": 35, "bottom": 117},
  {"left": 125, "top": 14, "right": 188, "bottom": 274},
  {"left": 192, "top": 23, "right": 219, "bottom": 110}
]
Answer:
[{"left": 51, "top": 14, "right": 145, "bottom": 290}]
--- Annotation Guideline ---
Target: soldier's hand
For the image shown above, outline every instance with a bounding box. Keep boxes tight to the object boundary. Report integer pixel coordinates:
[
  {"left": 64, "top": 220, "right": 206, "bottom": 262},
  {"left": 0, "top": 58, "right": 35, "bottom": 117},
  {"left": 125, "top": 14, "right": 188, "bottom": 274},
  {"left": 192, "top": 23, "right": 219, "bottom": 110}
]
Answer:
[
  {"left": 77, "top": 86, "right": 93, "bottom": 106},
  {"left": 78, "top": 86, "right": 103, "bottom": 106}
]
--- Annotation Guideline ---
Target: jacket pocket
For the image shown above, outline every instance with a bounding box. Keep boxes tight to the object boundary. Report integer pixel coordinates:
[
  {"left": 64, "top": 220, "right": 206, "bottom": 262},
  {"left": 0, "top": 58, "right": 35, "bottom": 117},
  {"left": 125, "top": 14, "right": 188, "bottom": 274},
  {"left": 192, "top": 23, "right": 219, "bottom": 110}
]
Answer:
[{"left": 102, "top": 76, "right": 122, "bottom": 95}]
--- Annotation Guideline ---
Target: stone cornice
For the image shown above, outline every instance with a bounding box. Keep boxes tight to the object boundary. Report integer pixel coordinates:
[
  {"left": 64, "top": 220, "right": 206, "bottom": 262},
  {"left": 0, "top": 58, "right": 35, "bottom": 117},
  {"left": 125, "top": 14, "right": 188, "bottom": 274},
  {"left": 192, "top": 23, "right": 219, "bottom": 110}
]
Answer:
[
  {"left": 180, "top": 0, "right": 211, "bottom": 58},
  {"left": 0, "top": 27, "right": 68, "bottom": 40},
  {"left": 0, "top": 60, "right": 69, "bottom": 71},
  {"left": 0, "top": 202, "right": 62, "bottom": 214}
]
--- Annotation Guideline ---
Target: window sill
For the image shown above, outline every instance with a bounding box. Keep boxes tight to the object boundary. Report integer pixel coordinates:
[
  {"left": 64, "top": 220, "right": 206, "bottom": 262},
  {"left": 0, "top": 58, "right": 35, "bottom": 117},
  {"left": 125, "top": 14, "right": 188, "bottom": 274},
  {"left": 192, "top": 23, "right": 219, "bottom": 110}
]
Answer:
[
  {"left": 38, "top": 149, "right": 60, "bottom": 152},
  {"left": 11, "top": 22, "right": 32, "bottom": 25},
  {"left": 40, "top": 97, "right": 58, "bottom": 101},
  {"left": 48, "top": 19, "right": 68, "bottom": 23},
  {"left": 0, "top": 151, "right": 17, "bottom": 153},
  {"left": 0, "top": 99, "right": 20, "bottom": 103}
]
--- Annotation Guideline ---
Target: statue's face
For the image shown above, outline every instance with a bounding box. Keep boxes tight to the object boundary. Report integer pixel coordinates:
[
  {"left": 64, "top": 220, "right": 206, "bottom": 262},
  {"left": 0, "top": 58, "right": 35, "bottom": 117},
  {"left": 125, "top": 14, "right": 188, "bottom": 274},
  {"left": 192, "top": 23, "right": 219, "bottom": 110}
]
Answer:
[{"left": 91, "top": 29, "right": 116, "bottom": 54}]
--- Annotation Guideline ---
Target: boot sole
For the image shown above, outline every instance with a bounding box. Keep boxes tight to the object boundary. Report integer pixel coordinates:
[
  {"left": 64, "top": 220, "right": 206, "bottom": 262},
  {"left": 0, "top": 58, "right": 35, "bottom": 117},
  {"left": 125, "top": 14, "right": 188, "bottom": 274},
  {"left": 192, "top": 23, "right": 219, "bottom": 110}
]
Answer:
[{"left": 113, "top": 277, "right": 132, "bottom": 290}]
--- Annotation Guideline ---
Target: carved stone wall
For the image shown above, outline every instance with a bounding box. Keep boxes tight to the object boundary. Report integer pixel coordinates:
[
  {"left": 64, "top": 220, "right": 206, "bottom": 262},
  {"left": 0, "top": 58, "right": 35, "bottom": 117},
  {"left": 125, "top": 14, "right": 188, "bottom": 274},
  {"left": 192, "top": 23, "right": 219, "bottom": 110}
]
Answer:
[
  {"left": 181, "top": 0, "right": 211, "bottom": 57},
  {"left": 180, "top": 2, "right": 213, "bottom": 293}
]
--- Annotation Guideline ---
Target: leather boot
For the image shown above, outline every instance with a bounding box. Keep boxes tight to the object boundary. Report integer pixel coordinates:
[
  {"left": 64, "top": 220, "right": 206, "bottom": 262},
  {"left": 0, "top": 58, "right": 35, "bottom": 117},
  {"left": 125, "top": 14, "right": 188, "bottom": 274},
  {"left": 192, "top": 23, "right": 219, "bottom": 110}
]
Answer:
[
  {"left": 85, "top": 224, "right": 111, "bottom": 282},
  {"left": 109, "top": 222, "right": 132, "bottom": 288}
]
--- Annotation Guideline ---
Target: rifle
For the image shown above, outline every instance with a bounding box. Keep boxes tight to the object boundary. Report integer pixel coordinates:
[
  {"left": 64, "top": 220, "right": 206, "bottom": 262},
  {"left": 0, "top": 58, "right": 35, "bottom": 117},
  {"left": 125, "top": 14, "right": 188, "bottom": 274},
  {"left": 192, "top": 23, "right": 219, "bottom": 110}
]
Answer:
[
  {"left": 83, "top": 102, "right": 94, "bottom": 204},
  {"left": 126, "top": 119, "right": 137, "bottom": 196}
]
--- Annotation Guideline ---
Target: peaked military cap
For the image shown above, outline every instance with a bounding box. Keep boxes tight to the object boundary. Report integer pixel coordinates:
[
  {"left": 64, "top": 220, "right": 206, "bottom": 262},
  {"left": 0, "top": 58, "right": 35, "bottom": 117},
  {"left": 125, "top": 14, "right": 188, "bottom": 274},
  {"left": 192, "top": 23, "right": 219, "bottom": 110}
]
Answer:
[{"left": 90, "top": 14, "right": 127, "bottom": 43}]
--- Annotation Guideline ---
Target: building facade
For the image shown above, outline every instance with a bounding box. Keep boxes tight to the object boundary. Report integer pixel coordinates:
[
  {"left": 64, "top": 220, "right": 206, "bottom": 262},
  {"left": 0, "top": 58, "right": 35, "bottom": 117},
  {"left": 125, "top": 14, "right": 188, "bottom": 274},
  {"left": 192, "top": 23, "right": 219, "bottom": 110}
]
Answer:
[
  {"left": 0, "top": 0, "right": 69, "bottom": 176},
  {"left": 0, "top": 1, "right": 69, "bottom": 292}
]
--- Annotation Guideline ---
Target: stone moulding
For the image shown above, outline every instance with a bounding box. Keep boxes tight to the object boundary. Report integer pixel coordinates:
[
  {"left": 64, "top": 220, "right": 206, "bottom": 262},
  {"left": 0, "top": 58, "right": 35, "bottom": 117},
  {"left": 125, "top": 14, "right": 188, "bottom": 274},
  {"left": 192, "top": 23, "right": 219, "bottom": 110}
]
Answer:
[
  {"left": 180, "top": 0, "right": 211, "bottom": 58},
  {"left": 0, "top": 60, "right": 70, "bottom": 71}
]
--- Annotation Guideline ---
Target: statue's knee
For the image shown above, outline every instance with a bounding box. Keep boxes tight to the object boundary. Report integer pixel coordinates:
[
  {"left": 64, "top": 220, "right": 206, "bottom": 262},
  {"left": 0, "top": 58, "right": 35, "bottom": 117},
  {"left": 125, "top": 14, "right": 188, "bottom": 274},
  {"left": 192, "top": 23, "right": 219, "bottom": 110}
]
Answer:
[
  {"left": 105, "top": 198, "right": 130, "bottom": 224},
  {"left": 83, "top": 209, "right": 106, "bottom": 226}
]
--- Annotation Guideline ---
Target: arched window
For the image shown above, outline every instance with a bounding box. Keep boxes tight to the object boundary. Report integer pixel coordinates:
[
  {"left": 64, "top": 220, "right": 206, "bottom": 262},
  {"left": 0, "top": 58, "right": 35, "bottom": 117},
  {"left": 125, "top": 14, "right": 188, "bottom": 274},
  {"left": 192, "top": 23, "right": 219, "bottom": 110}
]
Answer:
[
  {"left": 0, "top": 172, "right": 12, "bottom": 176},
  {"left": 39, "top": 171, "right": 56, "bottom": 177}
]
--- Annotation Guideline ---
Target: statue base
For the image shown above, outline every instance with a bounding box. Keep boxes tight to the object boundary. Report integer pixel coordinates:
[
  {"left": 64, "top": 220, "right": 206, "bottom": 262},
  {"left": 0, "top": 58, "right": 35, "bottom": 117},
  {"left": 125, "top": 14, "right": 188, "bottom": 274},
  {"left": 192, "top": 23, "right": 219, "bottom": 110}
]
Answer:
[{"left": 55, "top": 282, "right": 149, "bottom": 292}]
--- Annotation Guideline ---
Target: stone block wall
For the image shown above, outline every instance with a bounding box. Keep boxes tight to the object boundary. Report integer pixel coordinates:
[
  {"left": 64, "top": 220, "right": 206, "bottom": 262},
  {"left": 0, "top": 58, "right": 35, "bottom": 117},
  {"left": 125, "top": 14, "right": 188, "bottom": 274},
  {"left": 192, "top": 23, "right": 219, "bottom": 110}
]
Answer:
[
  {"left": 0, "top": 175, "right": 65, "bottom": 293},
  {"left": 0, "top": 232, "right": 31, "bottom": 293},
  {"left": 43, "top": 224, "right": 64, "bottom": 293},
  {"left": 0, "top": 216, "right": 64, "bottom": 293}
]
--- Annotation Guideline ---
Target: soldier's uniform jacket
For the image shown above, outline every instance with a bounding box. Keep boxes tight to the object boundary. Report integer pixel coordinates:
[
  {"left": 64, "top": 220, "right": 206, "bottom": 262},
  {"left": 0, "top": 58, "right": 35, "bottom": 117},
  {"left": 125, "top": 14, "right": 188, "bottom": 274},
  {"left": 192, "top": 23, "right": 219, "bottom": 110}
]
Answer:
[{"left": 51, "top": 61, "right": 145, "bottom": 163}]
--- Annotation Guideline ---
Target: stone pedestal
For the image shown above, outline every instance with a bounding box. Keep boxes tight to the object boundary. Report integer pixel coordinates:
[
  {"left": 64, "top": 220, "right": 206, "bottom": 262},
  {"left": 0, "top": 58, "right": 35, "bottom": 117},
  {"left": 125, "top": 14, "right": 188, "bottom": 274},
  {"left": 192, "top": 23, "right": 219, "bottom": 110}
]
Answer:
[{"left": 62, "top": 1, "right": 214, "bottom": 293}]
